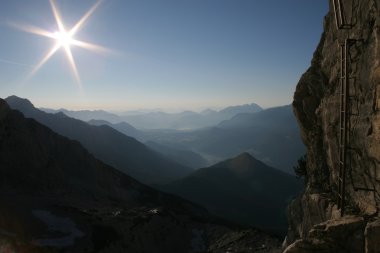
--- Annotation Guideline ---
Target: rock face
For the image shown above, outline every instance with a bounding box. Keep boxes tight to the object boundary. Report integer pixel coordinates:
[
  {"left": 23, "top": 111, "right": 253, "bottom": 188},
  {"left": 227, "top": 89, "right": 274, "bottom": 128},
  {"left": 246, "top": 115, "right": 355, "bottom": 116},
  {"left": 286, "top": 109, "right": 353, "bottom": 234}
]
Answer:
[
  {"left": 365, "top": 219, "right": 380, "bottom": 253},
  {"left": 285, "top": 0, "right": 380, "bottom": 252}
]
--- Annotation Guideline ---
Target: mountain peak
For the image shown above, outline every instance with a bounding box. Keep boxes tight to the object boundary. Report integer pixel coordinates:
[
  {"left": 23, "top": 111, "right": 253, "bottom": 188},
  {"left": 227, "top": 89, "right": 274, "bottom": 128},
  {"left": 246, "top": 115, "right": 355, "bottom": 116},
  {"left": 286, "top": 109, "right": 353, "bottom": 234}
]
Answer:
[
  {"left": 226, "top": 152, "right": 259, "bottom": 172},
  {"left": 229, "top": 152, "right": 258, "bottom": 166},
  {"left": 211, "top": 152, "right": 274, "bottom": 177},
  {"left": 5, "top": 95, "right": 35, "bottom": 111},
  {"left": 54, "top": 111, "right": 68, "bottom": 118},
  {"left": 235, "top": 152, "right": 254, "bottom": 160},
  {"left": 223, "top": 152, "right": 258, "bottom": 165},
  {"left": 163, "top": 152, "right": 302, "bottom": 234},
  {"left": 219, "top": 103, "right": 262, "bottom": 115}
]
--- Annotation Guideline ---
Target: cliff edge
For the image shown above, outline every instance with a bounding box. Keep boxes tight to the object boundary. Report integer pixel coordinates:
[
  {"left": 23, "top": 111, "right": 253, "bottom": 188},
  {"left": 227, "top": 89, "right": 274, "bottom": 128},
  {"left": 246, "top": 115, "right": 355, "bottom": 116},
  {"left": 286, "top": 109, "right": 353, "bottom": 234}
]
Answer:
[{"left": 284, "top": 0, "right": 380, "bottom": 252}]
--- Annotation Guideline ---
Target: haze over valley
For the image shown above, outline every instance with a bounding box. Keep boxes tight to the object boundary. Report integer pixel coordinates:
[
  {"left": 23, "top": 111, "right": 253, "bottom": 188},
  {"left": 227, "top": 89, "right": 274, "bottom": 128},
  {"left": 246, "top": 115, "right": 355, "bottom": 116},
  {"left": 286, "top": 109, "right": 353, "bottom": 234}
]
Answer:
[{"left": 30, "top": 96, "right": 305, "bottom": 174}]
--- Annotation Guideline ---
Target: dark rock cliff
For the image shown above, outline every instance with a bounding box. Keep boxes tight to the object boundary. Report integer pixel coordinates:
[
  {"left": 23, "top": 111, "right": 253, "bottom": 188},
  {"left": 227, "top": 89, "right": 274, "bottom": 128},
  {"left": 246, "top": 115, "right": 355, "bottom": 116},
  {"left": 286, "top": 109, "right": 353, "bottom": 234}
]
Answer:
[{"left": 284, "top": 0, "right": 380, "bottom": 252}]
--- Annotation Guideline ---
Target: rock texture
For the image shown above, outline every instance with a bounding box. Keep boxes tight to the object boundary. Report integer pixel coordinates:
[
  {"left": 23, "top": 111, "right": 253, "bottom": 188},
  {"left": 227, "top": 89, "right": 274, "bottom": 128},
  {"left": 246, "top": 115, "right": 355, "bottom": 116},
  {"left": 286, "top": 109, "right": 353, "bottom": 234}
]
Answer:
[
  {"left": 365, "top": 219, "right": 380, "bottom": 253},
  {"left": 285, "top": 0, "right": 380, "bottom": 252}
]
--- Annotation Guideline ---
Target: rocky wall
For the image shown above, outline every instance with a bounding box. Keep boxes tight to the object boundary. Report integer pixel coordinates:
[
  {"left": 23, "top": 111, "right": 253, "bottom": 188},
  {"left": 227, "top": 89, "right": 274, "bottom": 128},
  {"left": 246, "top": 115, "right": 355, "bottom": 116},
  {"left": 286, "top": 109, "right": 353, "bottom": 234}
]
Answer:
[{"left": 285, "top": 0, "right": 380, "bottom": 251}]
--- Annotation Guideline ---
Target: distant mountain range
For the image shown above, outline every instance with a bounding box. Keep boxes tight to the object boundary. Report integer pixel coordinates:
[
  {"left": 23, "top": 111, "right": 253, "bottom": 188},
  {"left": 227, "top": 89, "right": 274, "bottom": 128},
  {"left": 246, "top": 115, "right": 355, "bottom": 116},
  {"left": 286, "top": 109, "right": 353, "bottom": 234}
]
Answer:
[
  {"left": 42, "top": 103, "right": 263, "bottom": 130},
  {"left": 39, "top": 97, "right": 305, "bottom": 174},
  {"left": 87, "top": 119, "right": 208, "bottom": 169},
  {"left": 0, "top": 98, "right": 281, "bottom": 252},
  {"left": 88, "top": 119, "right": 146, "bottom": 141},
  {"left": 160, "top": 153, "right": 303, "bottom": 236},
  {"left": 142, "top": 105, "right": 305, "bottom": 174},
  {"left": 41, "top": 107, "right": 123, "bottom": 124},
  {"left": 59, "top": 102, "right": 306, "bottom": 174},
  {"left": 218, "top": 105, "right": 296, "bottom": 129},
  {"left": 122, "top": 103, "right": 262, "bottom": 130},
  {"left": 5, "top": 96, "right": 192, "bottom": 184}
]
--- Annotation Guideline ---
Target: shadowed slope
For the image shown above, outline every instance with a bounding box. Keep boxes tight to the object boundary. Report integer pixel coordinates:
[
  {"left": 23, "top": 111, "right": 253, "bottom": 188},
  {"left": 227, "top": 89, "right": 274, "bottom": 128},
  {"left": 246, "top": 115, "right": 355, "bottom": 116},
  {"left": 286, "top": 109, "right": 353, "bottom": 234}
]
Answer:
[
  {"left": 161, "top": 153, "right": 303, "bottom": 235},
  {"left": 5, "top": 95, "right": 192, "bottom": 184},
  {"left": 0, "top": 99, "right": 281, "bottom": 252}
]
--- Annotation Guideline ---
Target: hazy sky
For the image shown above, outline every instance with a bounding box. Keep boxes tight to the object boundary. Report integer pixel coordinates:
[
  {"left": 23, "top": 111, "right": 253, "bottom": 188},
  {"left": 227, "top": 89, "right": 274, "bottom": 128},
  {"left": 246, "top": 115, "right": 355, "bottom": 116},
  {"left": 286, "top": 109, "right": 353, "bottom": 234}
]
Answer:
[{"left": 0, "top": 0, "right": 329, "bottom": 111}]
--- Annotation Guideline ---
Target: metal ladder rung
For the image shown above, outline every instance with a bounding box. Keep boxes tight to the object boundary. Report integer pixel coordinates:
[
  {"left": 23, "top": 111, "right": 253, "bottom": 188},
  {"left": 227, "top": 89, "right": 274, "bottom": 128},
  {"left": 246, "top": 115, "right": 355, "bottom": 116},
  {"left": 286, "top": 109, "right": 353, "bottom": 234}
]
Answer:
[
  {"left": 354, "top": 187, "right": 375, "bottom": 192},
  {"left": 335, "top": 0, "right": 356, "bottom": 218},
  {"left": 333, "top": 0, "right": 352, "bottom": 30}
]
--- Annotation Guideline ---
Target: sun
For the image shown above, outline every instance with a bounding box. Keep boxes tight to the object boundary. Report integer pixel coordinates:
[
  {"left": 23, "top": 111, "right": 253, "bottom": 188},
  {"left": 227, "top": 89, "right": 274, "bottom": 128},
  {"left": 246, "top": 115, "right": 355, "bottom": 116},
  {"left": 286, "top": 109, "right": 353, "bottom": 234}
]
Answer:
[
  {"left": 54, "top": 30, "right": 74, "bottom": 47},
  {"left": 11, "top": 0, "right": 111, "bottom": 90}
]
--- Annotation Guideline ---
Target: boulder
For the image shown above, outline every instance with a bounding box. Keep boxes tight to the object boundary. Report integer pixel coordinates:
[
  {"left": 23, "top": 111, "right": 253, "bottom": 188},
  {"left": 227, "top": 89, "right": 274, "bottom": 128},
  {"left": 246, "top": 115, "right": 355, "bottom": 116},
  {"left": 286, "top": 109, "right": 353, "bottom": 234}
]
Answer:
[
  {"left": 365, "top": 219, "right": 380, "bottom": 253},
  {"left": 284, "top": 216, "right": 366, "bottom": 253}
]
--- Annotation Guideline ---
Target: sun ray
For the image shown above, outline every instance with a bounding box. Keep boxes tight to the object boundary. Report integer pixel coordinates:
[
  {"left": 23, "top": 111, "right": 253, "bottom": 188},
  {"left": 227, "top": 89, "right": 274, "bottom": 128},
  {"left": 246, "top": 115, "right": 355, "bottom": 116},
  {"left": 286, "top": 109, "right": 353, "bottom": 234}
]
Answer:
[
  {"left": 69, "top": 0, "right": 103, "bottom": 36},
  {"left": 26, "top": 43, "right": 61, "bottom": 81},
  {"left": 63, "top": 45, "right": 82, "bottom": 89},
  {"left": 49, "top": 0, "right": 65, "bottom": 33},
  {"left": 71, "top": 39, "right": 112, "bottom": 55},
  {"left": 8, "top": 22, "right": 55, "bottom": 39}
]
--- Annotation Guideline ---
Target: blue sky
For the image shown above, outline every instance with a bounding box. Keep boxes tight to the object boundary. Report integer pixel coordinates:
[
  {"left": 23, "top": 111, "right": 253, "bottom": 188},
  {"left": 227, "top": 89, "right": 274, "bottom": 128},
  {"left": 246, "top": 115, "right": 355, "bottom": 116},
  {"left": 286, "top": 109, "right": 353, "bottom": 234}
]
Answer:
[{"left": 0, "top": 0, "right": 329, "bottom": 111}]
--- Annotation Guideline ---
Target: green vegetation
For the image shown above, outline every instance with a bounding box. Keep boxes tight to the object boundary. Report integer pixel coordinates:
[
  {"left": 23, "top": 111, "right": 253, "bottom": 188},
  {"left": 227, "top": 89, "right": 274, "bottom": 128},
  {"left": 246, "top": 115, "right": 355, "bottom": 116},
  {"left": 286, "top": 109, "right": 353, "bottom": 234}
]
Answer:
[{"left": 294, "top": 155, "right": 307, "bottom": 180}]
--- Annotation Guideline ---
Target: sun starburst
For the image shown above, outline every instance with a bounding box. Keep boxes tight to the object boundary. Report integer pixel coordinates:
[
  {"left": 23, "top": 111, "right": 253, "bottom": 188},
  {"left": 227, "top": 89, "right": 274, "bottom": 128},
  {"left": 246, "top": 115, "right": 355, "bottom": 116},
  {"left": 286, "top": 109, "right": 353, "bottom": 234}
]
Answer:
[{"left": 11, "top": 0, "right": 110, "bottom": 90}]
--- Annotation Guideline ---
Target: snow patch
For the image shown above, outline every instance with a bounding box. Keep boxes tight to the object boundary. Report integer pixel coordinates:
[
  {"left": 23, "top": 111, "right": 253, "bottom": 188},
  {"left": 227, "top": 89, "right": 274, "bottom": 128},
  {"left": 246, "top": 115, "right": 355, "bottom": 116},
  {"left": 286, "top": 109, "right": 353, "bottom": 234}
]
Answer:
[
  {"left": 190, "top": 229, "right": 206, "bottom": 252},
  {"left": 32, "top": 209, "right": 84, "bottom": 247}
]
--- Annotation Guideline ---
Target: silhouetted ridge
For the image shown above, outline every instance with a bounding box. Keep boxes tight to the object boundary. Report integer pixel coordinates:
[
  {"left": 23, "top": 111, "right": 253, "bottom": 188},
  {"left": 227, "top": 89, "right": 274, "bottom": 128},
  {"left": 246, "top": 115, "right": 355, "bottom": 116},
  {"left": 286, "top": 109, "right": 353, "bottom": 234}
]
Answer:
[
  {"left": 219, "top": 103, "right": 262, "bottom": 115},
  {"left": 5, "top": 95, "right": 192, "bottom": 184},
  {"left": 54, "top": 111, "right": 68, "bottom": 118},
  {"left": 218, "top": 105, "right": 295, "bottom": 130},
  {"left": 87, "top": 119, "right": 111, "bottom": 125},
  {"left": 5, "top": 95, "right": 34, "bottom": 111},
  {"left": 161, "top": 152, "right": 303, "bottom": 235},
  {"left": 0, "top": 98, "right": 281, "bottom": 252},
  {"left": 213, "top": 152, "right": 258, "bottom": 167}
]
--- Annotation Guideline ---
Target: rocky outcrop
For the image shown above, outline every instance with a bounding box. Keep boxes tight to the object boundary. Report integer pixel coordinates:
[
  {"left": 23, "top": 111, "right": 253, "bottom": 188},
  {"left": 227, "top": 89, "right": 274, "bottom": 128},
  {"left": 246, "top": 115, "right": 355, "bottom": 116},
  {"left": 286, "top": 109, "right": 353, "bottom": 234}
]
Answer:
[
  {"left": 294, "top": 216, "right": 366, "bottom": 253},
  {"left": 365, "top": 219, "right": 380, "bottom": 253},
  {"left": 284, "top": 215, "right": 380, "bottom": 253},
  {"left": 285, "top": 0, "right": 380, "bottom": 252}
]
